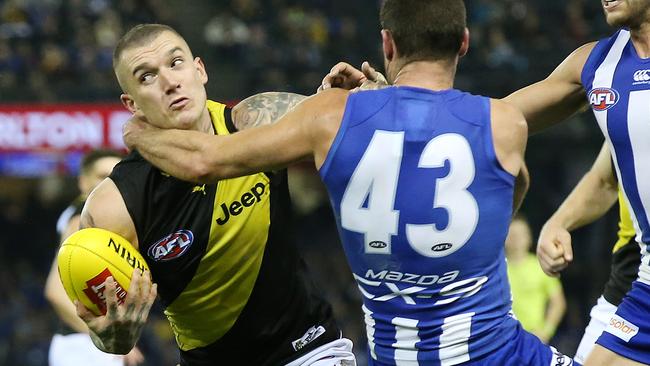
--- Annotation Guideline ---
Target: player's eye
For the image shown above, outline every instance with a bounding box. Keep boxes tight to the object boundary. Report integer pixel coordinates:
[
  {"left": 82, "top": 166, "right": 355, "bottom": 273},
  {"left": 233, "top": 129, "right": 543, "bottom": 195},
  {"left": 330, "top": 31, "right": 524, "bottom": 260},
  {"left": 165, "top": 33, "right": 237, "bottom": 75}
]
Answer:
[
  {"left": 139, "top": 72, "right": 155, "bottom": 84},
  {"left": 171, "top": 58, "right": 184, "bottom": 67}
]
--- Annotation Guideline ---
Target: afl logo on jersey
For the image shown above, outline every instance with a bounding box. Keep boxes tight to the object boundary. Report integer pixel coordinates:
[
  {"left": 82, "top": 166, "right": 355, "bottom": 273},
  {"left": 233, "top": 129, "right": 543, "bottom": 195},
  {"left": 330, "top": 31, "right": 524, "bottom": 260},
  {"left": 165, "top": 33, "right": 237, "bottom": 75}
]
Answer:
[
  {"left": 148, "top": 230, "right": 194, "bottom": 262},
  {"left": 588, "top": 88, "right": 619, "bottom": 111}
]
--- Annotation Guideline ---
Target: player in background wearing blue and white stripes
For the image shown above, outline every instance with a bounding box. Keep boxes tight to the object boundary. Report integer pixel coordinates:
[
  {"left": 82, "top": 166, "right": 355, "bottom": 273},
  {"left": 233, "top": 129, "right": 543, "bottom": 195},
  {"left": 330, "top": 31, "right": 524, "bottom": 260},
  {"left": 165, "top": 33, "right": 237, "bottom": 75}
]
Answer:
[
  {"left": 536, "top": 142, "right": 639, "bottom": 364},
  {"left": 123, "top": 1, "right": 578, "bottom": 365},
  {"left": 505, "top": 1, "right": 650, "bottom": 365}
]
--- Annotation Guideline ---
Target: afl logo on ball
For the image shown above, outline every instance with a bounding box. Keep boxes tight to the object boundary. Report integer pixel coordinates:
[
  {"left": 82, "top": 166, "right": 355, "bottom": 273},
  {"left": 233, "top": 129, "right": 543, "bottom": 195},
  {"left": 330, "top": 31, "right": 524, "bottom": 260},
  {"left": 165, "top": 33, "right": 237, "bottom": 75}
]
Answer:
[
  {"left": 148, "top": 230, "right": 194, "bottom": 262},
  {"left": 588, "top": 88, "right": 619, "bottom": 111}
]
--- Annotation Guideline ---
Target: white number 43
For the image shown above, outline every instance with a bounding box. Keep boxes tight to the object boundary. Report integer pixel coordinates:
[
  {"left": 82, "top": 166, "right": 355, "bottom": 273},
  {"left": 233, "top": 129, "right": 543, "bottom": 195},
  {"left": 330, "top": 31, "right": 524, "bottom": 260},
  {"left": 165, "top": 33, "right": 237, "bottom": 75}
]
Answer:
[{"left": 340, "top": 131, "right": 479, "bottom": 257}]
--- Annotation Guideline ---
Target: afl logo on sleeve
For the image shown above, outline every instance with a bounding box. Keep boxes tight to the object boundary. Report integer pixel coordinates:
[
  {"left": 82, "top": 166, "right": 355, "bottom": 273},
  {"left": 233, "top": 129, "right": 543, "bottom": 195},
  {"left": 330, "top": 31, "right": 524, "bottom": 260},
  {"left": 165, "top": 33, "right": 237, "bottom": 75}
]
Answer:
[
  {"left": 148, "top": 230, "right": 194, "bottom": 262},
  {"left": 588, "top": 88, "right": 619, "bottom": 111}
]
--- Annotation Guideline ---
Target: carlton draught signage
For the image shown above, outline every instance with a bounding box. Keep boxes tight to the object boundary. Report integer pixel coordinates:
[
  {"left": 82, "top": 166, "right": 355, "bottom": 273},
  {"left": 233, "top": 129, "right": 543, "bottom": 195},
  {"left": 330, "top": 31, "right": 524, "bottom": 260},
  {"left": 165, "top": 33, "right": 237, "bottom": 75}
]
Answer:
[
  {"left": 0, "top": 104, "right": 131, "bottom": 176},
  {"left": 0, "top": 104, "right": 130, "bottom": 152}
]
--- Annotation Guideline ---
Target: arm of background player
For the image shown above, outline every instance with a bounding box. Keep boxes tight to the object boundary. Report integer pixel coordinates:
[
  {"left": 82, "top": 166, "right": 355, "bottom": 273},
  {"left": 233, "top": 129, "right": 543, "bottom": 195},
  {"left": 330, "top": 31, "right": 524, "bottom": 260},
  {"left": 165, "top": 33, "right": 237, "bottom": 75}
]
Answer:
[
  {"left": 231, "top": 92, "right": 307, "bottom": 130},
  {"left": 44, "top": 214, "right": 90, "bottom": 333},
  {"left": 124, "top": 89, "right": 348, "bottom": 183},
  {"left": 540, "top": 281, "right": 567, "bottom": 343},
  {"left": 77, "top": 179, "right": 155, "bottom": 355},
  {"left": 503, "top": 42, "right": 595, "bottom": 135},
  {"left": 537, "top": 142, "right": 618, "bottom": 276}
]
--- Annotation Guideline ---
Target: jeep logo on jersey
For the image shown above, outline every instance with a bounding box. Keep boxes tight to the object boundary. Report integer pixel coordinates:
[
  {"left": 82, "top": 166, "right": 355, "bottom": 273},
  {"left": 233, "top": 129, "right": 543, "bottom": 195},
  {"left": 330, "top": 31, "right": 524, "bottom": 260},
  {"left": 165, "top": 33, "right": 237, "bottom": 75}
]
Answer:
[
  {"left": 368, "top": 241, "right": 388, "bottom": 249},
  {"left": 633, "top": 69, "right": 650, "bottom": 83},
  {"left": 432, "top": 243, "right": 453, "bottom": 252},
  {"left": 215, "top": 182, "right": 267, "bottom": 225},
  {"left": 588, "top": 88, "right": 619, "bottom": 111},
  {"left": 148, "top": 230, "right": 194, "bottom": 262}
]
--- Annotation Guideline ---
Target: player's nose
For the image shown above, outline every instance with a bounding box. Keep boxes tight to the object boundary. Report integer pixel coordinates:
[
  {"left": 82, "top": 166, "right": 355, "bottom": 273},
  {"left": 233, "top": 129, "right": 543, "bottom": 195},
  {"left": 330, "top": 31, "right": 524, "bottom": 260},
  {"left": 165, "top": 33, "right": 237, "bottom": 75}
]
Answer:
[{"left": 159, "top": 69, "right": 181, "bottom": 94}]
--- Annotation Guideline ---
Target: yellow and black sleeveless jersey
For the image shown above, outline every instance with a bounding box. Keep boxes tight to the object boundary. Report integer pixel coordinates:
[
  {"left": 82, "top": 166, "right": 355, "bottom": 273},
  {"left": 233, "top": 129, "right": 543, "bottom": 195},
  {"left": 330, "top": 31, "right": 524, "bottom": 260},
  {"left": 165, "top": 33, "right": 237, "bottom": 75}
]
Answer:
[
  {"left": 603, "top": 188, "right": 641, "bottom": 306},
  {"left": 109, "top": 101, "right": 339, "bottom": 366}
]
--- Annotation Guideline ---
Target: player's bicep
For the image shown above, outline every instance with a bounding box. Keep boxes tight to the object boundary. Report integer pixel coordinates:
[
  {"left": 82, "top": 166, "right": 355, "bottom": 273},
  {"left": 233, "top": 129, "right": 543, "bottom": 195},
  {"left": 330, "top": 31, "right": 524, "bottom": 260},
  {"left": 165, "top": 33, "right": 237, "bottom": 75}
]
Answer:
[
  {"left": 80, "top": 179, "right": 138, "bottom": 248},
  {"left": 231, "top": 92, "right": 308, "bottom": 130}
]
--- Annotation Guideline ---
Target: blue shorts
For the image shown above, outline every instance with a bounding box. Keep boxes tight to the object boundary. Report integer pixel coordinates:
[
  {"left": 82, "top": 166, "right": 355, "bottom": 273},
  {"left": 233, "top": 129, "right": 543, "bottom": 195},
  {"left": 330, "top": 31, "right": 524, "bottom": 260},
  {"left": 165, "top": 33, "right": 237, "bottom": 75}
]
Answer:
[
  {"left": 597, "top": 280, "right": 650, "bottom": 363},
  {"left": 469, "top": 324, "right": 578, "bottom": 366},
  {"left": 368, "top": 321, "right": 579, "bottom": 366}
]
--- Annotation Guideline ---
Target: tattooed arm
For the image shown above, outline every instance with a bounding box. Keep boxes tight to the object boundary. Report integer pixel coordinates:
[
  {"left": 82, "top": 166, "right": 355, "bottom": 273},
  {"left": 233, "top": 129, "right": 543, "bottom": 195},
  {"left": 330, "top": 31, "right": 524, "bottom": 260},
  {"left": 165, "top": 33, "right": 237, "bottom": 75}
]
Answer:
[{"left": 231, "top": 92, "right": 307, "bottom": 130}]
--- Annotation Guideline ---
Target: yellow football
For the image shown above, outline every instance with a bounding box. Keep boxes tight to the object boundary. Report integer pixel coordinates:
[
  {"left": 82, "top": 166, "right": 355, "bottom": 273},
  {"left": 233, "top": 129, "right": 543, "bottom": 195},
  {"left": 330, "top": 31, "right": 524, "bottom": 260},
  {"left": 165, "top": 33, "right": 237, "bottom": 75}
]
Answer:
[{"left": 57, "top": 228, "right": 149, "bottom": 316}]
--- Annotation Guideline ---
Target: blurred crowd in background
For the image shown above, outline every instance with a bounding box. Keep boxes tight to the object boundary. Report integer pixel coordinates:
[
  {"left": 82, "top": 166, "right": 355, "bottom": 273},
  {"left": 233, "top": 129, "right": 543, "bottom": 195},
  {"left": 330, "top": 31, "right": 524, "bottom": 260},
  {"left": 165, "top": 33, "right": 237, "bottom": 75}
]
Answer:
[{"left": 0, "top": 0, "right": 623, "bottom": 364}]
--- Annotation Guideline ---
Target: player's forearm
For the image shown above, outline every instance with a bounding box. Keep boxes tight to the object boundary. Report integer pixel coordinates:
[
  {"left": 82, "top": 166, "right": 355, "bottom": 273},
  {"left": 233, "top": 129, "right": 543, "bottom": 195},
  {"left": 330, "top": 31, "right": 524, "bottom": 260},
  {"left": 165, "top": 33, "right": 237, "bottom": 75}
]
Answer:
[
  {"left": 130, "top": 127, "right": 220, "bottom": 183},
  {"left": 232, "top": 92, "right": 307, "bottom": 130},
  {"left": 546, "top": 171, "right": 618, "bottom": 231}
]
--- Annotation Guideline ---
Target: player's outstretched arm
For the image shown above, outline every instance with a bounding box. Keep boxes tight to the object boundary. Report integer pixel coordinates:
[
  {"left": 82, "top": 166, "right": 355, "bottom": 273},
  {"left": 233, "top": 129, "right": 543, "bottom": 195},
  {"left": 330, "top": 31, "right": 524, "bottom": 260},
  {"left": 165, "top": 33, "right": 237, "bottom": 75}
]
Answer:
[
  {"left": 124, "top": 89, "right": 348, "bottom": 183},
  {"left": 537, "top": 142, "right": 618, "bottom": 276},
  {"left": 75, "top": 180, "right": 154, "bottom": 355},
  {"left": 504, "top": 42, "right": 595, "bottom": 135}
]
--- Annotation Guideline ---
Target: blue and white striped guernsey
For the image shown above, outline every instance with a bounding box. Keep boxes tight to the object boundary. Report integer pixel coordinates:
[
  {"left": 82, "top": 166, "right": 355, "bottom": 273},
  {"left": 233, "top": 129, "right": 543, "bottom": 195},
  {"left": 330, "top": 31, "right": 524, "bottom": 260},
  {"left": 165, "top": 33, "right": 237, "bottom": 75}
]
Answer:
[{"left": 582, "top": 29, "right": 650, "bottom": 285}]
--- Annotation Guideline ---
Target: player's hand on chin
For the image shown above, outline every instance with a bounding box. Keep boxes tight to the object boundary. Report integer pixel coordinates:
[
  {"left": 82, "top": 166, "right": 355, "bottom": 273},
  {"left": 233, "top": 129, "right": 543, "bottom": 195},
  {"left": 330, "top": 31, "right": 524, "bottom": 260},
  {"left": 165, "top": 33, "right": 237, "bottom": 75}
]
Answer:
[
  {"left": 318, "top": 61, "right": 388, "bottom": 93},
  {"left": 75, "top": 269, "right": 157, "bottom": 354},
  {"left": 536, "top": 222, "right": 574, "bottom": 277},
  {"left": 123, "top": 115, "right": 154, "bottom": 151}
]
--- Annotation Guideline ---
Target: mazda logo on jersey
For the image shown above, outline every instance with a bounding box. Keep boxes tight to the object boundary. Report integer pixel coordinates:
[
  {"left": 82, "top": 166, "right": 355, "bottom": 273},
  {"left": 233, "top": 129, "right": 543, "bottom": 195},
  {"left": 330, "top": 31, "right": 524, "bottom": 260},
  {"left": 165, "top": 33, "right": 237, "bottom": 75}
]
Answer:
[
  {"left": 148, "top": 230, "right": 194, "bottom": 262},
  {"left": 588, "top": 87, "right": 619, "bottom": 111}
]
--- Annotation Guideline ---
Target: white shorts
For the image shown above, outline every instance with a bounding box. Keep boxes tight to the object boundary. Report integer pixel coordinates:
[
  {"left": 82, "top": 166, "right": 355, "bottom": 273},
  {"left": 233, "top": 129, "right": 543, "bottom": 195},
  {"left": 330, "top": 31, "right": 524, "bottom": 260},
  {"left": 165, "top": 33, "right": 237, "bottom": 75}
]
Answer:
[
  {"left": 285, "top": 338, "right": 356, "bottom": 366},
  {"left": 49, "top": 333, "right": 124, "bottom": 366},
  {"left": 574, "top": 296, "right": 618, "bottom": 363}
]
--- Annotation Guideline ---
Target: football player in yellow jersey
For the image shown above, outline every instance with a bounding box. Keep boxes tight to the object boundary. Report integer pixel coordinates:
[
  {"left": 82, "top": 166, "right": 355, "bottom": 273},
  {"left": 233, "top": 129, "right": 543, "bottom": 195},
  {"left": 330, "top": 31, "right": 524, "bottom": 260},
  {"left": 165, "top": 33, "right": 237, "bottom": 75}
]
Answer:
[
  {"left": 73, "top": 24, "right": 355, "bottom": 366},
  {"left": 505, "top": 215, "right": 566, "bottom": 344},
  {"left": 537, "top": 142, "right": 640, "bottom": 363}
]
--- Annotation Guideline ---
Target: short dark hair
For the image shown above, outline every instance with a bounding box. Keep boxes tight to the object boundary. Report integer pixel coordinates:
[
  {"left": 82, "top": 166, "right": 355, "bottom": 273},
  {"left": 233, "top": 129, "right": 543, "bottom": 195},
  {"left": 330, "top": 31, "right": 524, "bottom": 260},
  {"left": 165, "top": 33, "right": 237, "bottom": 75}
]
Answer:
[
  {"left": 380, "top": 0, "right": 466, "bottom": 62},
  {"left": 112, "top": 23, "right": 183, "bottom": 70},
  {"left": 80, "top": 149, "right": 123, "bottom": 175}
]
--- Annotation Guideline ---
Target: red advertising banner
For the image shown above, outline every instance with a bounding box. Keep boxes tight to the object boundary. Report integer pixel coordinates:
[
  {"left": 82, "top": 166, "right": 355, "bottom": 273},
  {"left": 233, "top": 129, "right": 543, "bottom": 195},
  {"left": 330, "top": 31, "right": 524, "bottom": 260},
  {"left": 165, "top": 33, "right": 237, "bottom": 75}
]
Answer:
[
  {"left": 0, "top": 104, "right": 130, "bottom": 152},
  {"left": 0, "top": 104, "right": 131, "bottom": 176}
]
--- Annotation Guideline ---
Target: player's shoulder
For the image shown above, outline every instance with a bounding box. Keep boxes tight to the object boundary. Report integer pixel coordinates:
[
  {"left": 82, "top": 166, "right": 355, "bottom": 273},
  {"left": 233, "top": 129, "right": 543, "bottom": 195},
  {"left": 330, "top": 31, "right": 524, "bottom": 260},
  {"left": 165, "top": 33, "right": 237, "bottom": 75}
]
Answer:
[
  {"left": 490, "top": 98, "right": 527, "bottom": 134},
  {"left": 81, "top": 178, "right": 138, "bottom": 246},
  {"left": 110, "top": 150, "right": 154, "bottom": 182},
  {"left": 305, "top": 88, "right": 350, "bottom": 127}
]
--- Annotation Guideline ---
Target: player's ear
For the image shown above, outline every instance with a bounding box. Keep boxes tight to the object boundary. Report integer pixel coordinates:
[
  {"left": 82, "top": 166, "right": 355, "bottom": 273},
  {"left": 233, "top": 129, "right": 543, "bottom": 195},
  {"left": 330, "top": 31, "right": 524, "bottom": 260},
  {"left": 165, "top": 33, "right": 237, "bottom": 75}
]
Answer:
[
  {"left": 121, "top": 94, "right": 137, "bottom": 113},
  {"left": 459, "top": 28, "right": 470, "bottom": 58},
  {"left": 381, "top": 29, "right": 395, "bottom": 62},
  {"left": 121, "top": 94, "right": 146, "bottom": 119},
  {"left": 194, "top": 57, "right": 208, "bottom": 85}
]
